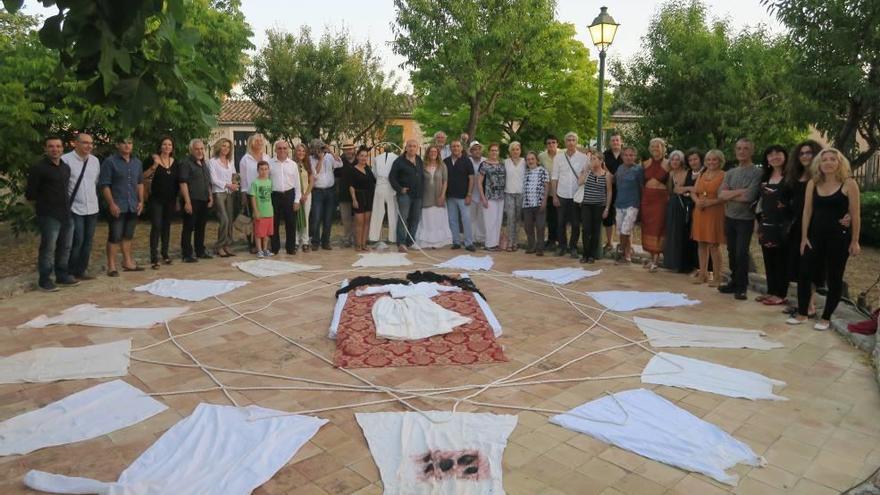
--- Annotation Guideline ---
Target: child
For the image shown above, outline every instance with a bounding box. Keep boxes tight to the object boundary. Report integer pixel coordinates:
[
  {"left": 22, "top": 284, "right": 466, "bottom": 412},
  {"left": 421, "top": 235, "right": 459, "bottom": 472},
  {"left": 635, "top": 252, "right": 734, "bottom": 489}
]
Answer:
[{"left": 250, "top": 161, "right": 274, "bottom": 257}]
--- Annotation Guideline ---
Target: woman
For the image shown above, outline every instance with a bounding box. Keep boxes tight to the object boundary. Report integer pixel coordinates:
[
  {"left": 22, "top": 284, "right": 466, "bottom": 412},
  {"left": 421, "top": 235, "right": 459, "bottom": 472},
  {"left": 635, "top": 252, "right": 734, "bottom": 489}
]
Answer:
[
  {"left": 521, "top": 151, "right": 549, "bottom": 256},
  {"left": 346, "top": 147, "right": 377, "bottom": 251},
  {"left": 788, "top": 148, "right": 861, "bottom": 330},
  {"left": 142, "top": 136, "right": 179, "bottom": 269},
  {"left": 683, "top": 149, "right": 704, "bottom": 274},
  {"left": 662, "top": 150, "right": 696, "bottom": 273},
  {"left": 416, "top": 145, "right": 453, "bottom": 248},
  {"left": 578, "top": 150, "right": 611, "bottom": 263},
  {"left": 756, "top": 145, "right": 792, "bottom": 306},
  {"left": 784, "top": 139, "right": 823, "bottom": 317},
  {"left": 641, "top": 138, "right": 670, "bottom": 272},
  {"left": 209, "top": 138, "right": 239, "bottom": 258},
  {"left": 293, "top": 143, "right": 313, "bottom": 252},
  {"left": 503, "top": 141, "right": 526, "bottom": 251},
  {"left": 691, "top": 149, "right": 726, "bottom": 286},
  {"left": 240, "top": 133, "right": 269, "bottom": 253},
  {"left": 478, "top": 143, "right": 506, "bottom": 251}
]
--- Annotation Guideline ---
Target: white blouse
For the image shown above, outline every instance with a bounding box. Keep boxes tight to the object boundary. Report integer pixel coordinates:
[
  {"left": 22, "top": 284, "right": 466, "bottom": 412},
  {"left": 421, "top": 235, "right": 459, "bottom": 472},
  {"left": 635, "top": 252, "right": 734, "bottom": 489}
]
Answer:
[
  {"left": 208, "top": 157, "right": 235, "bottom": 194},
  {"left": 504, "top": 157, "right": 526, "bottom": 194}
]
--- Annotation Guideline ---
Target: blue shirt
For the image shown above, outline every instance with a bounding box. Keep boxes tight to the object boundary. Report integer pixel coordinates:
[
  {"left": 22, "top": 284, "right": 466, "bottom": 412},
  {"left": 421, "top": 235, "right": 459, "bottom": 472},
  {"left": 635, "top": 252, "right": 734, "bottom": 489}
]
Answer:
[
  {"left": 99, "top": 154, "right": 143, "bottom": 213},
  {"left": 614, "top": 163, "right": 644, "bottom": 209}
]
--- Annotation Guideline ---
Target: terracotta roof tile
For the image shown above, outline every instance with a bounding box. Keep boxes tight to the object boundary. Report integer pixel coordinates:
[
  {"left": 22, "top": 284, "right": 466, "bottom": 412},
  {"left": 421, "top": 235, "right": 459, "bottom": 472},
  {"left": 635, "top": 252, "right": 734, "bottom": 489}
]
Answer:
[{"left": 219, "top": 100, "right": 262, "bottom": 123}]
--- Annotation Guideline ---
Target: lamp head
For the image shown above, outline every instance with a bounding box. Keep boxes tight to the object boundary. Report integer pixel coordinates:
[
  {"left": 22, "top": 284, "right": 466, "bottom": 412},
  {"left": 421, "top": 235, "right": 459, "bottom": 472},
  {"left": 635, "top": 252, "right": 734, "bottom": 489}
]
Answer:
[{"left": 589, "top": 6, "right": 619, "bottom": 53}]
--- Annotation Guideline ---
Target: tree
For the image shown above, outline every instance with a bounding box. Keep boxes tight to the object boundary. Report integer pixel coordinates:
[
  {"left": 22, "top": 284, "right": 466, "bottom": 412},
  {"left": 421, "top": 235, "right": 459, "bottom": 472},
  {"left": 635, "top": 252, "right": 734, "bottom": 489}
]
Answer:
[
  {"left": 610, "top": 0, "right": 811, "bottom": 157},
  {"left": 762, "top": 0, "right": 880, "bottom": 167},
  {"left": 242, "top": 27, "right": 402, "bottom": 145},
  {"left": 393, "top": 0, "right": 567, "bottom": 141}
]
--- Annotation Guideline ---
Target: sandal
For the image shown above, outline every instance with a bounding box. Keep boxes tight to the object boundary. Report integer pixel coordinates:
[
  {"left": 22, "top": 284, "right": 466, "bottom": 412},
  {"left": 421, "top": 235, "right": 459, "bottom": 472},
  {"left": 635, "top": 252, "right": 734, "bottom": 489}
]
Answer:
[
  {"left": 762, "top": 297, "right": 786, "bottom": 306},
  {"left": 754, "top": 294, "right": 769, "bottom": 302},
  {"left": 107, "top": 270, "right": 119, "bottom": 277},
  {"left": 123, "top": 265, "right": 144, "bottom": 272},
  {"left": 163, "top": 258, "right": 173, "bottom": 265},
  {"left": 151, "top": 262, "right": 160, "bottom": 270},
  {"left": 648, "top": 263, "right": 658, "bottom": 273}
]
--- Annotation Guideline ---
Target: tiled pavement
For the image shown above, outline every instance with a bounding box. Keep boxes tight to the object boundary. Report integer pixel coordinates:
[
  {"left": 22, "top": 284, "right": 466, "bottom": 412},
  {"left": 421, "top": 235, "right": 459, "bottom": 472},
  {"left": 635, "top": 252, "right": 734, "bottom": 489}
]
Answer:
[{"left": 1, "top": 246, "right": 878, "bottom": 494}]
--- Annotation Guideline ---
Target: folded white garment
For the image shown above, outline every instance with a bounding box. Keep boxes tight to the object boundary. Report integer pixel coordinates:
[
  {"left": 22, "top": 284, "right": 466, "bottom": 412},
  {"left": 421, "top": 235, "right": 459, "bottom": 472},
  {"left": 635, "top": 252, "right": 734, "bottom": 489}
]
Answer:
[
  {"left": 24, "top": 403, "right": 327, "bottom": 495},
  {"left": 0, "top": 380, "right": 167, "bottom": 456},
  {"left": 133, "top": 279, "right": 249, "bottom": 302},
  {"left": 357, "top": 411, "right": 517, "bottom": 495},
  {"left": 356, "top": 282, "right": 462, "bottom": 299},
  {"left": 642, "top": 352, "right": 787, "bottom": 400},
  {"left": 352, "top": 252, "right": 413, "bottom": 267},
  {"left": 434, "top": 255, "right": 493, "bottom": 271},
  {"left": 513, "top": 267, "right": 601, "bottom": 285},
  {"left": 328, "top": 279, "right": 349, "bottom": 340},
  {"left": 232, "top": 259, "right": 321, "bottom": 278},
  {"left": 586, "top": 290, "right": 700, "bottom": 311},
  {"left": 551, "top": 389, "right": 765, "bottom": 485},
  {"left": 19, "top": 304, "right": 189, "bottom": 329},
  {"left": 0, "top": 340, "right": 130, "bottom": 384},
  {"left": 373, "top": 295, "right": 471, "bottom": 340},
  {"left": 633, "top": 316, "right": 783, "bottom": 350},
  {"left": 460, "top": 273, "right": 502, "bottom": 338}
]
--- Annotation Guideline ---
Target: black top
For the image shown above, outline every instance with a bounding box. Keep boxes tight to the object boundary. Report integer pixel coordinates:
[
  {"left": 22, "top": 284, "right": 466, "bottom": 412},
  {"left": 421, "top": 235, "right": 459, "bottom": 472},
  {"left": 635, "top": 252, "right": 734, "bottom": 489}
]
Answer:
[
  {"left": 789, "top": 180, "right": 808, "bottom": 229},
  {"left": 345, "top": 165, "right": 376, "bottom": 193},
  {"left": 444, "top": 155, "right": 474, "bottom": 199},
  {"left": 178, "top": 155, "right": 212, "bottom": 202},
  {"left": 144, "top": 157, "right": 180, "bottom": 202},
  {"left": 336, "top": 154, "right": 357, "bottom": 202},
  {"left": 603, "top": 149, "right": 623, "bottom": 176},
  {"left": 758, "top": 179, "right": 791, "bottom": 227},
  {"left": 25, "top": 155, "right": 71, "bottom": 221},
  {"left": 810, "top": 184, "right": 851, "bottom": 239},
  {"left": 390, "top": 154, "right": 424, "bottom": 198}
]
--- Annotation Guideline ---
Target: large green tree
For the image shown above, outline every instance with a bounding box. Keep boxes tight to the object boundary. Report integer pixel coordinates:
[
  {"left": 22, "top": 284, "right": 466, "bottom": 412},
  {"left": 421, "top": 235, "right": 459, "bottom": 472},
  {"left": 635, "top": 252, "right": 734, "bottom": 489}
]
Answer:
[
  {"left": 762, "top": 0, "right": 880, "bottom": 167},
  {"left": 242, "top": 27, "right": 402, "bottom": 145},
  {"left": 611, "top": 0, "right": 811, "bottom": 157}
]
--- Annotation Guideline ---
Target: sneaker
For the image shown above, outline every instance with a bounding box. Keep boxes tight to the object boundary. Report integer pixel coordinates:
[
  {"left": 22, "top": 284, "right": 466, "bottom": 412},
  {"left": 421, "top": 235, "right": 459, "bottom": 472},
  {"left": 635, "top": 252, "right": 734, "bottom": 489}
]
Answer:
[
  {"left": 56, "top": 277, "right": 80, "bottom": 287},
  {"left": 266, "top": 250, "right": 275, "bottom": 257},
  {"left": 813, "top": 321, "right": 830, "bottom": 331},
  {"left": 734, "top": 292, "right": 747, "bottom": 300},
  {"left": 39, "top": 281, "right": 59, "bottom": 292},
  {"left": 465, "top": 245, "right": 476, "bottom": 252},
  {"left": 717, "top": 284, "right": 736, "bottom": 294},
  {"left": 256, "top": 251, "right": 265, "bottom": 258},
  {"left": 451, "top": 244, "right": 461, "bottom": 250}
]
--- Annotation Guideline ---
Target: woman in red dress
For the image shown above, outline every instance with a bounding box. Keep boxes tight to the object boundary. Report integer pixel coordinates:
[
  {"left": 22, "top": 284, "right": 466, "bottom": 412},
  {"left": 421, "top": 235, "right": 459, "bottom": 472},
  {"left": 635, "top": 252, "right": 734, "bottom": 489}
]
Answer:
[{"left": 641, "top": 138, "right": 670, "bottom": 272}]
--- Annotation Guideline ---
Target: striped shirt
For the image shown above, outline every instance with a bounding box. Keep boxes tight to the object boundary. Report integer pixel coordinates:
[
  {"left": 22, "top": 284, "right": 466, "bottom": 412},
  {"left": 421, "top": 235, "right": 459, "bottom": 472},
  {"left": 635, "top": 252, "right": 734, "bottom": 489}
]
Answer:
[{"left": 582, "top": 170, "right": 608, "bottom": 206}]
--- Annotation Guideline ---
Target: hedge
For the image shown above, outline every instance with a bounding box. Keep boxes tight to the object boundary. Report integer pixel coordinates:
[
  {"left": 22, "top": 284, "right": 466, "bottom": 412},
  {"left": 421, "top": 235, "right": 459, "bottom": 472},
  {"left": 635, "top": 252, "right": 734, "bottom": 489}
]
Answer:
[{"left": 862, "top": 191, "right": 880, "bottom": 247}]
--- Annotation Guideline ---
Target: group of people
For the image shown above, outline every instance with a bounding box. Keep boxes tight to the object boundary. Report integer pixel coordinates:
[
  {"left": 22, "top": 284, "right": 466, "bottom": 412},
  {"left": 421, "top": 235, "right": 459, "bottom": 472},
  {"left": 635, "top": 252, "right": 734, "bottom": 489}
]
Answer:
[{"left": 26, "top": 130, "right": 863, "bottom": 330}]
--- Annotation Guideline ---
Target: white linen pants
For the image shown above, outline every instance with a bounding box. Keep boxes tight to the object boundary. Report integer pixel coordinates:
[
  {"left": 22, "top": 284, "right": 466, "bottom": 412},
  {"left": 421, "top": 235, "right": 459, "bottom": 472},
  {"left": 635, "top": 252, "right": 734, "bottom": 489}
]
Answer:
[
  {"left": 469, "top": 200, "right": 486, "bottom": 244},
  {"left": 483, "top": 199, "right": 504, "bottom": 248},
  {"left": 369, "top": 183, "right": 397, "bottom": 243}
]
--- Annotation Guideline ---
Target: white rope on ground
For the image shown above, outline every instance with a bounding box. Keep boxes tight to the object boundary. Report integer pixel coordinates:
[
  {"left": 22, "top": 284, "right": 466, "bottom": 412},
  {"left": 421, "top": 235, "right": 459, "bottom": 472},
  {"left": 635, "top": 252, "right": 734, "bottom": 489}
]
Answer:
[{"left": 162, "top": 320, "right": 239, "bottom": 407}]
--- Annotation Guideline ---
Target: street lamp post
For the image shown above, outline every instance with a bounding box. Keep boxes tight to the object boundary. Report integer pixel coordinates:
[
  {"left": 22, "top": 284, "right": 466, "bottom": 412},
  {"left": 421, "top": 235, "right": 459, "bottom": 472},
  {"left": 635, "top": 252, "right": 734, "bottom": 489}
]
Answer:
[{"left": 588, "top": 6, "right": 619, "bottom": 152}]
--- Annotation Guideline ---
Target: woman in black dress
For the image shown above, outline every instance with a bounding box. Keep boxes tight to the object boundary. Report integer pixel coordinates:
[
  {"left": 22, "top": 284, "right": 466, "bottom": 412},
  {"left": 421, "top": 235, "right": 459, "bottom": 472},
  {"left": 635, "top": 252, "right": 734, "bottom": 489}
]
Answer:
[
  {"left": 143, "top": 136, "right": 179, "bottom": 269},
  {"left": 346, "top": 147, "right": 377, "bottom": 251},
  {"left": 662, "top": 150, "right": 695, "bottom": 272},
  {"left": 783, "top": 139, "right": 823, "bottom": 316},
  {"left": 756, "top": 144, "right": 792, "bottom": 306}
]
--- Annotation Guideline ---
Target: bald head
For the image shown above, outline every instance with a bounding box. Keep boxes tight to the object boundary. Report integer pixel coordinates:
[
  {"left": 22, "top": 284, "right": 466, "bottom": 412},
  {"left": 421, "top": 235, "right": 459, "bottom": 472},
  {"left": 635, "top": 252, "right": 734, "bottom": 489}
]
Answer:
[{"left": 405, "top": 139, "right": 419, "bottom": 159}]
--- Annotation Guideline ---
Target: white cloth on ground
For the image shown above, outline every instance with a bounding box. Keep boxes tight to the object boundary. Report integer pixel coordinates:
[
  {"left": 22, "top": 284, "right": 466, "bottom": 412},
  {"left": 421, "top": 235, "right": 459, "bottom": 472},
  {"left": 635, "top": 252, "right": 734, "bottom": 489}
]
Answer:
[
  {"left": 0, "top": 380, "right": 167, "bottom": 456},
  {"left": 642, "top": 352, "right": 787, "bottom": 400},
  {"left": 373, "top": 295, "right": 471, "bottom": 340},
  {"left": 0, "top": 340, "right": 130, "bottom": 384},
  {"left": 19, "top": 304, "right": 189, "bottom": 329},
  {"left": 586, "top": 290, "right": 700, "bottom": 311},
  {"left": 460, "top": 273, "right": 502, "bottom": 337},
  {"left": 633, "top": 317, "right": 783, "bottom": 350},
  {"left": 513, "top": 267, "right": 601, "bottom": 285},
  {"left": 356, "top": 282, "right": 462, "bottom": 299},
  {"left": 352, "top": 252, "right": 413, "bottom": 267},
  {"left": 133, "top": 279, "right": 249, "bottom": 302},
  {"left": 551, "top": 388, "right": 765, "bottom": 486},
  {"left": 357, "top": 411, "right": 517, "bottom": 495},
  {"left": 329, "top": 279, "right": 349, "bottom": 339},
  {"left": 232, "top": 259, "right": 321, "bottom": 278},
  {"left": 24, "top": 403, "right": 327, "bottom": 495},
  {"left": 435, "top": 255, "right": 493, "bottom": 271}
]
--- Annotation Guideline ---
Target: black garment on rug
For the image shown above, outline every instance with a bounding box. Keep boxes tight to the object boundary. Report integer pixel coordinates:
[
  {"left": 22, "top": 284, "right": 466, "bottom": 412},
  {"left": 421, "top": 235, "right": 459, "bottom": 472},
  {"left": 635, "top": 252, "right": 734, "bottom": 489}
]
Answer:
[{"left": 335, "top": 270, "right": 486, "bottom": 300}]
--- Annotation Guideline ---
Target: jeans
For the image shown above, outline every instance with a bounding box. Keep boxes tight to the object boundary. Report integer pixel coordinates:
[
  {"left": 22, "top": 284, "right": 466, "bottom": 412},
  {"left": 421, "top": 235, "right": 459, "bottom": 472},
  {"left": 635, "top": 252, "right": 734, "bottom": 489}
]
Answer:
[
  {"left": 150, "top": 199, "right": 175, "bottom": 262},
  {"left": 214, "top": 191, "right": 234, "bottom": 250},
  {"left": 181, "top": 199, "right": 210, "bottom": 258},
  {"left": 271, "top": 189, "right": 298, "bottom": 253},
  {"left": 69, "top": 213, "right": 97, "bottom": 276},
  {"left": 581, "top": 203, "right": 604, "bottom": 259},
  {"left": 724, "top": 217, "right": 754, "bottom": 292},
  {"left": 396, "top": 193, "right": 422, "bottom": 246},
  {"left": 504, "top": 193, "right": 522, "bottom": 247},
  {"left": 522, "top": 206, "right": 546, "bottom": 252},
  {"left": 446, "top": 197, "right": 472, "bottom": 246},
  {"left": 309, "top": 187, "right": 335, "bottom": 247},
  {"left": 556, "top": 197, "right": 581, "bottom": 251},
  {"left": 37, "top": 215, "right": 73, "bottom": 284}
]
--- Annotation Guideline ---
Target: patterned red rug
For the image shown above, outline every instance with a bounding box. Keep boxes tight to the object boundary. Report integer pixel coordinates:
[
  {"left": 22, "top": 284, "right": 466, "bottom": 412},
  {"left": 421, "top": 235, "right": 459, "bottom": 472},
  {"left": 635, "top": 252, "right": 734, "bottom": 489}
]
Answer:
[{"left": 333, "top": 290, "right": 507, "bottom": 368}]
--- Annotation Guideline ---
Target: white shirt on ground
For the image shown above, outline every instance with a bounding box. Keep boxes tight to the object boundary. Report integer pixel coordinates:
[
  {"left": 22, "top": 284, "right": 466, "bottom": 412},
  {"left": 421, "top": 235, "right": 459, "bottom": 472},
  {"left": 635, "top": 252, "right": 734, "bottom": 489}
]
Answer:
[
  {"left": 551, "top": 150, "right": 588, "bottom": 199},
  {"left": 62, "top": 151, "right": 100, "bottom": 215}
]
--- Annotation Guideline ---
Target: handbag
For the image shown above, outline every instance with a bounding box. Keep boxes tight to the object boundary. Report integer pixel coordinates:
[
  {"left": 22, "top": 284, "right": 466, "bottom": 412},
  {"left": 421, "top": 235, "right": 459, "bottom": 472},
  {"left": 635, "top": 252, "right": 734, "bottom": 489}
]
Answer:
[
  {"left": 564, "top": 153, "right": 586, "bottom": 203},
  {"left": 233, "top": 203, "right": 253, "bottom": 237}
]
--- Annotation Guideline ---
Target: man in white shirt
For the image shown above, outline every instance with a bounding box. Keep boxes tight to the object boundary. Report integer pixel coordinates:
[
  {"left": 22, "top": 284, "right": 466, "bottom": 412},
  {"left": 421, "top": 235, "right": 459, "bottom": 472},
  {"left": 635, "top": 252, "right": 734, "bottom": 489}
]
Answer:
[
  {"left": 551, "top": 132, "right": 588, "bottom": 258},
  {"left": 468, "top": 141, "right": 486, "bottom": 245},
  {"left": 434, "top": 131, "right": 451, "bottom": 161},
  {"left": 369, "top": 147, "right": 399, "bottom": 243},
  {"left": 63, "top": 133, "right": 100, "bottom": 280},
  {"left": 308, "top": 139, "right": 343, "bottom": 250},
  {"left": 270, "top": 140, "right": 302, "bottom": 255}
]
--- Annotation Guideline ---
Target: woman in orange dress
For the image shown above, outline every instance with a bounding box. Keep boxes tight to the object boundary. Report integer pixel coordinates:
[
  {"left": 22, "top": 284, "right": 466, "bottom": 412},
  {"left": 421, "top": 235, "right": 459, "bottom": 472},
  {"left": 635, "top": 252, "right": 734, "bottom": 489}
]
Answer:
[
  {"left": 691, "top": 149, "right": 726, "bottom": 286},
  {"left": 640, "top": 138, "right": 670, "bottom": 271}
]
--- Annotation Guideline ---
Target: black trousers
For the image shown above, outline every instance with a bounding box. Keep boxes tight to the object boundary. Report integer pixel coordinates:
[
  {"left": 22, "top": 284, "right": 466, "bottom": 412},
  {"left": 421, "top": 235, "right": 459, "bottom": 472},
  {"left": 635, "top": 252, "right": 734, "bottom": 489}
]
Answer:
[
  {"left": 798, "top": 234, "right": 850, "bottom": 320},
  {"left": 150, "top": 199, "right": 175, "bottom": 263},
  {"left": 181, "top": 199, "right": 209, "bottom": 258},
  {"left": 556, "top": 197, "right": 581, "bottom": 251},
  {"left": 545, "top": 200, "right": 558, "bottom": 243},
  {"left": 724, "top": 217, "right": 754, "bottom": 292},
  {"left": 271, "top": 189, "right": 298, "bottom": 253},
  {"left": 581, "top": 203, "right": 604, "bottom": 259},
  {"left": 761, "top": 244, "right": 789, "bottom": 299}
]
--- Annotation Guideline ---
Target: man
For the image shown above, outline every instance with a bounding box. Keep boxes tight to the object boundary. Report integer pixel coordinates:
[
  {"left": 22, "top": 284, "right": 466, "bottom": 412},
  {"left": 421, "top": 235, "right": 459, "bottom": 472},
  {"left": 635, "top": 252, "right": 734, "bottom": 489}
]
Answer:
[
  {"left": 389, "top": 139, "right": 424, "bottom": 252},
  {"left": 434, "top": 131, "right": 451, "bottom": 160},
  {"left": 444, "top": 140, "right": 476, "bottom": 251},
  {"left": 99, "top": 137, "right": 144, "bottom": 276},
  {"left": 538, "top": 135, "right": 559, "bottom": 250},
  {"left": 63, "top": 133, "right": 100, "bottom": 280},
  {"left": 270, "top": 140, "right": 302, "bottom": 254},
  {"left": 467, "top": 141, "right": 486, "bottom": 245},
  {"left": 336, "top": 142, "right": 356, "bottom": 247},
  {"left": 369, "top": 145, "right": 399, "bottom": 244},
  {"left": 179, "top": 139, "right": 213, "bottom": 262},
  {"left": 613, "top": 146, "right": 644, "bottom": 263},
  {"left": 551, "top": 132, "right": 588, "bottom": 258},
  {"left": 25, "top": 137, "right": 78, "bottom": 291},
  {"left": 308, "top": 139, "right": 342, "bottom": 250},
  {"left": 718, "top": 138, "right": 763, "bottom": 300},
  {"left": 602, "top": 133, "right": 624, "bottom": 254}
]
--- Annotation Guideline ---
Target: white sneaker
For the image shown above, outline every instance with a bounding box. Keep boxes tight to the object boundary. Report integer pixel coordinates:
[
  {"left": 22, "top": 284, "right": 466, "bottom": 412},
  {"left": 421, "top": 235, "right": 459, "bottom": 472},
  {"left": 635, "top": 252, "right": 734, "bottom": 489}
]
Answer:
[
  {"left": 813, "top": 321, "right": 830, "bottom": 331},
  {"left": 256, "top": 251, "right": 265, "bottom": 258},
  {"left": 265, "top": 251, "right": 275, "bottom": 257},
  {"left": 785, "top": 317, "right": 806, "bottom": 325}
]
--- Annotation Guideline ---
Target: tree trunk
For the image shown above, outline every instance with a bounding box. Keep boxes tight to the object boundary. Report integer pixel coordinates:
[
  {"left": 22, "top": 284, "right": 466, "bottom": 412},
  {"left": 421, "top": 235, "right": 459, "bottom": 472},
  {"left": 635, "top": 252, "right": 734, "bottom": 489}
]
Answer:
[{"left": 466, "top": 95, "right": 481, "bottom": 142}]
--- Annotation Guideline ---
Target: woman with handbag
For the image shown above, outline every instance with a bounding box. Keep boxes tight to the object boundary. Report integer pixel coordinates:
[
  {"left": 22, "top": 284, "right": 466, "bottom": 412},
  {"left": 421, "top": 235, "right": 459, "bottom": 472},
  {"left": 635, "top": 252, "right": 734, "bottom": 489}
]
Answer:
[
  {"left": 756, "top": 145, "right": 793, "bottom": 306},
  {"left": 662, "top": 150, "right": 696, "bottom": 273},
  {"left": 577, "top": 150, "right": 611, "bottom": 263}
]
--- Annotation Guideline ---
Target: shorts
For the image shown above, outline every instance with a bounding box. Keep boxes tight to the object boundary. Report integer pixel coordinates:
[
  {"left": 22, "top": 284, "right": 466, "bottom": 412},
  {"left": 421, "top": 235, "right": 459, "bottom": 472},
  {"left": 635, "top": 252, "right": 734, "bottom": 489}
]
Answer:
[
  {"left": 253, "top": 217, "right": 274, "bottom": 238},
  {"left": 108, "top": 211, "right": 138, "bottom": 243},
  {"left": 615, "top": 207, "right": 639, "bottom": 236}
]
